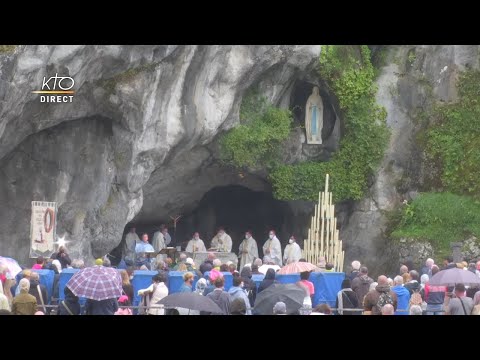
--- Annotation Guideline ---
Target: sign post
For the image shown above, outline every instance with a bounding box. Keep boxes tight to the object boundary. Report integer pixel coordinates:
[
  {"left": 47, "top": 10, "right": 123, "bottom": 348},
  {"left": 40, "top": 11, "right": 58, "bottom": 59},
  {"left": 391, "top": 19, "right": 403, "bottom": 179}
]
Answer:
[{"left": 30, "top": 201, "right": 57, "bottom": 258}]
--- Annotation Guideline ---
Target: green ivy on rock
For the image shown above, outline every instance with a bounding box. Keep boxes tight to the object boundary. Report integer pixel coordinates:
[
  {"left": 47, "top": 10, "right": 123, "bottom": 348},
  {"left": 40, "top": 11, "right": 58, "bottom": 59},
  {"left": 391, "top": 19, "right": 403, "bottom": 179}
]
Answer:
[
  {"left": 219, "top": 90, "right": 292, "bottom": 169},
  {"left": 425, "top": 70, "right": 480, "bottom": 197}
]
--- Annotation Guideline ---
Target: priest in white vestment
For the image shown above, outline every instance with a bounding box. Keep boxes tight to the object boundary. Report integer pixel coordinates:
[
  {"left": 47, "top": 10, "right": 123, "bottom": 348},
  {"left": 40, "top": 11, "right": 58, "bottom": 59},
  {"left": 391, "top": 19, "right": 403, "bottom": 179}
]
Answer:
[
  {"left": 283, "top": 235, "right": 302, "bottom": 265},
  {"left": 152, "top": 229, "right": 166, "bottom": 253},
  {"left": 210, "top": 228, "right": 232, "bottom": 253},
  {"left": 186, "top": 232, "right": 206, "bottom": 253},
  {"left": 262, "top": 230, "right": 282, "bottom": 266},
  {"left": 238, "top": 231, "right": 259, "bottom": 269}
]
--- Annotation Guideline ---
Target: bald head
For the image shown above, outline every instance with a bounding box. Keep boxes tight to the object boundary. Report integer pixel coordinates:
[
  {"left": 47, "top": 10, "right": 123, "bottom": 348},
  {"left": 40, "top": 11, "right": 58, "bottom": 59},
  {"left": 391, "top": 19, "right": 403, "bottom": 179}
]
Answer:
[
  {"left": 207, "top": 252, "right": 216, "bottom": 261},
  {"left": 400, "top": 265, "right": 408, "bottom": 275},
  {"left": 378, "top": 275, "right": 388, "bottom": 285},
  {"left": 381, "top": 304, "right": 394, "bottom": 315}
]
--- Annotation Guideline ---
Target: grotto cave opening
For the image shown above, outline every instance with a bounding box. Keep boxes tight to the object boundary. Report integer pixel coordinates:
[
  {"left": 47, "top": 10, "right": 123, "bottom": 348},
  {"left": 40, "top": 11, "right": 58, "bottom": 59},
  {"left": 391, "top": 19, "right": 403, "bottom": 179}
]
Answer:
[{"left": 119, "top": 185, "right": 304, "bottom": 261}]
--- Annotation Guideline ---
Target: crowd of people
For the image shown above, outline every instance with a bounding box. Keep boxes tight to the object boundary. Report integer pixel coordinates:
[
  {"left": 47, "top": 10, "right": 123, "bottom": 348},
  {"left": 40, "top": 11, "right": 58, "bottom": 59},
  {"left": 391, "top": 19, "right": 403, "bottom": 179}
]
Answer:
[
  {"left": 2, "top": 234, "right": 480, "bottom": 315},
  {"left": 342, "top": 257, "right": 480, "bottom": 315}
]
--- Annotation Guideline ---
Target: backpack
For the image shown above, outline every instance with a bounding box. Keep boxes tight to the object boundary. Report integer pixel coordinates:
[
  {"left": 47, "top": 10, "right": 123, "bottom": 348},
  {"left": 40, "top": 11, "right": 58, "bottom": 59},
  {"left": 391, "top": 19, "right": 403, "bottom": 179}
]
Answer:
[
  {"left": 376, "top": 292, "right": 394, "bottom": 313},
  {"left": 409, "top": 288, "right": 423, "bottom": 307}
]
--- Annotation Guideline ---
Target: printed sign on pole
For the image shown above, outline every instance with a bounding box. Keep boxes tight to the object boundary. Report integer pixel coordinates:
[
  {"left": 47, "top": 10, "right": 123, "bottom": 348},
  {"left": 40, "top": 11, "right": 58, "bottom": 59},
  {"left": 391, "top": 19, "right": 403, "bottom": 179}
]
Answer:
[{"left": 30, "top": 201, "right": 57, "bottom": 258}]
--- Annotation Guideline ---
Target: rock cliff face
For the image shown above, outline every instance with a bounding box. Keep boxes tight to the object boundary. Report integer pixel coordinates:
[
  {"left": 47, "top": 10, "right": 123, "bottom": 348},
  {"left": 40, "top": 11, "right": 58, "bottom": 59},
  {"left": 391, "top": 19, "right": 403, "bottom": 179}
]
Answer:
[
  {"left": 1, "top": 45, "right": 478, "bottom": 271},
  {"left": 0, "top": 45, "right": 320, "bottom": 263},
  {"left": 341, "top": 45, "right": 480, "bottom": 274}
]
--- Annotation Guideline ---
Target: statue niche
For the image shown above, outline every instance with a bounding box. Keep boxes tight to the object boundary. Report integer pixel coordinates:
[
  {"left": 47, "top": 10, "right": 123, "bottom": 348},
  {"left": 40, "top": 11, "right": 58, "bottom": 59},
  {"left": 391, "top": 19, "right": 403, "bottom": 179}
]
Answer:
[{"left": 305, "top": 86, "right": 324, "bottom": 144}]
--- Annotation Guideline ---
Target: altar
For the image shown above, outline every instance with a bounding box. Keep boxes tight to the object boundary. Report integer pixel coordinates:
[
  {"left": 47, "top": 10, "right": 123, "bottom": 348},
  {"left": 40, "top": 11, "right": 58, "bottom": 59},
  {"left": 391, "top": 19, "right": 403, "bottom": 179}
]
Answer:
[{"left": 185, "top": 251, "right": 238, "bottom": 269}]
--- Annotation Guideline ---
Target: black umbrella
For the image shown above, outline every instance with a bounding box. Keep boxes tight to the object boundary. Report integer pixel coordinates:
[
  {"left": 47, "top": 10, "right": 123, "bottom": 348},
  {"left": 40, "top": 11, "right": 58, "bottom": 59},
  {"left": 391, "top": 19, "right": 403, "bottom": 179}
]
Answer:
[
  {"left": 429, "top": 268, "right": 480, "bottom": 287},
  {"left": 254, "top": 283, "right": 305, "bottom": 315},
  {"left": 157, "top": 292, "right": 224, "bottom": 314}
]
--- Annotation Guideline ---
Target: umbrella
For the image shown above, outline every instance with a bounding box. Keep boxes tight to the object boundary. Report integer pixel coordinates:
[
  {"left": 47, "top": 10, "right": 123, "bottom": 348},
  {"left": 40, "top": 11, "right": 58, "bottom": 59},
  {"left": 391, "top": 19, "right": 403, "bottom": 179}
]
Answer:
[
  {"left": 429, "top": 268, "right": 480, "bottom": 287},
  {"left": 66, "top": 266, "right": 122, "bottom": 301},
  {"left": 157, "top": 292, "right": 224, "bottom": 314},
  {"left": 258, "top": 264, "right": 281, "bottom": 275},
  {"left": 254, "top": 283, "right": 305, "bottom": 315},
  {"left": 277, "top": 261, "right": 319, "bottom": 275},
  {"left": 0, "top": 256, "right": 22, "bottom": 278}
]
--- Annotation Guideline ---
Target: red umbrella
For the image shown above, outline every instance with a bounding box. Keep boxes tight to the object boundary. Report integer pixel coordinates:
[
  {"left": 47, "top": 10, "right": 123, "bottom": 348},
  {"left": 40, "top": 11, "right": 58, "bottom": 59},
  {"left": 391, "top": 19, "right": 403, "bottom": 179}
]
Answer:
[{"left": 277, "top": 261, "right": 319, "bottom": 275}]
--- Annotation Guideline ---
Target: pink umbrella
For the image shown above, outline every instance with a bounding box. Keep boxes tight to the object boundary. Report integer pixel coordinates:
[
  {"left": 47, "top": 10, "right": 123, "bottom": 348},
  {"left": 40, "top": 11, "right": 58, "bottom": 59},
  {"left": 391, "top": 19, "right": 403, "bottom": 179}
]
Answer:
[
  {"left": 0, "top": 256, "right": 23, "bottom": 278},
  {"left": 66, "top": 266, "right": 122, "bottom": 301},
  {"left": 277, "top": 261, "right": 319, "bottom": 275}
]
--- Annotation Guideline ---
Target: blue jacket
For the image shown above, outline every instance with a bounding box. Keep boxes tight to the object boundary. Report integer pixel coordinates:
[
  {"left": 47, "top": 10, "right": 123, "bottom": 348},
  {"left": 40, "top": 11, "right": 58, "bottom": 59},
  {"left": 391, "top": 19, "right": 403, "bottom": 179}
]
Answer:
[
  {"left": 228, "top": 286, "right": 251, "bottom": 315},
  {"left": 178, "top": 284, "right": 192, "bottom": 293},
  {"left": 391, "top": 285, "right": 411, "bottom": 315}
]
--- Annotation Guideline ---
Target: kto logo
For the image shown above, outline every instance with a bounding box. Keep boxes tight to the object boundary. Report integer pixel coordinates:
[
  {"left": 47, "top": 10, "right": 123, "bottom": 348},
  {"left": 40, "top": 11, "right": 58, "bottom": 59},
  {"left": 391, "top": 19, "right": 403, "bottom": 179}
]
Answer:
[{"left": 32, "top": 73, "right": 75, "bottom": 103}]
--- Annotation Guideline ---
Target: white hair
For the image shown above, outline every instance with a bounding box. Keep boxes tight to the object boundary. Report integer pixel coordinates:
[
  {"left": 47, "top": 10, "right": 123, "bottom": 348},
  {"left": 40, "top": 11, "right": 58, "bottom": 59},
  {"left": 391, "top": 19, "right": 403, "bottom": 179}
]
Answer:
[
  {"left": 394, "top": 275, "right": 403, "bottom": 285},
  {"left": 387, "top": 278, "right": 394, "bottom": 287},
  {"left": 19, "top": 278, "right": 30, "bottom": 292},
  {"left": 369, "top": 282, "right": 378, "bottom": 292},
  {"left": 409, "top": 305, "right": 423, "bottom": 315},
  {"left": 420, "top": 274, "right": 429, "bottom": 284},
  {"left": 426, "top": 258, "right": 434, "bottom": 266},
  {"left": 71, "top": 259, "right": 85, "bottom": 269},
  {"left": 253, "top": 258, "right": 263, "bottom": 266},
  {"left": 213, "top": 259, "right": 221, "bottom": 267},
  {"left": 351, "top": 260, "right": 361, "bottom": 270}
]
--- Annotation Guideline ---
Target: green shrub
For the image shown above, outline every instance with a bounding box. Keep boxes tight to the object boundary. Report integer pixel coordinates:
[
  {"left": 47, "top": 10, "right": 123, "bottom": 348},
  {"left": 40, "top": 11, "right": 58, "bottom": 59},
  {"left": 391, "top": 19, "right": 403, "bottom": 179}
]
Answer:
[
  {"left": 425, "top": 70, "right": 480, "bottom": 197},
  {"left": 391, "top": 193, "right": 480, "bottom": 256},
  {"left": 219, "top": 90, "right": 292, "bottom": 169}
]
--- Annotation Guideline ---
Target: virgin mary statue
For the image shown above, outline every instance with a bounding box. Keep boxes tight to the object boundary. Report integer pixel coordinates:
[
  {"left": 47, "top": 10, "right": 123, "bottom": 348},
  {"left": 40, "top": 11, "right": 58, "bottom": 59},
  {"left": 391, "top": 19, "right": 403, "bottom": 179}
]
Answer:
[{"left": 305, "top": 86, "right": 323, "bottom": 144}]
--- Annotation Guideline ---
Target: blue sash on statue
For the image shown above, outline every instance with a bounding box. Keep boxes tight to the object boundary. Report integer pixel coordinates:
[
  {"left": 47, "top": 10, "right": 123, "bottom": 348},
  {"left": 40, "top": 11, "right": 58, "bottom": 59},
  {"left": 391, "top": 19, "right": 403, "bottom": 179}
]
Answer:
[{"left": 311, "top": 105, "right": 317, "bottom": 135}]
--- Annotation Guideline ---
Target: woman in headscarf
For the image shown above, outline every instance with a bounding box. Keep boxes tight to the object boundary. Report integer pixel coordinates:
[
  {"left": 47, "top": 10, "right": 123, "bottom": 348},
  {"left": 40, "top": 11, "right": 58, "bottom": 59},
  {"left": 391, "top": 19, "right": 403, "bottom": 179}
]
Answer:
[
  {"left": 335, "top": 278, "right": 359, "bottom": 315},
  {"left": 195, "top": 278, "right": 207, "bottom": 295},
  {"left": 57, "top": 286, "right": 81, "bottom": 315},
  {"left": 258, "top": 268, "right": 276, "bottom": 293},
  {"left": 12, "top": 278, "right": 37, "bottom": 315}
]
